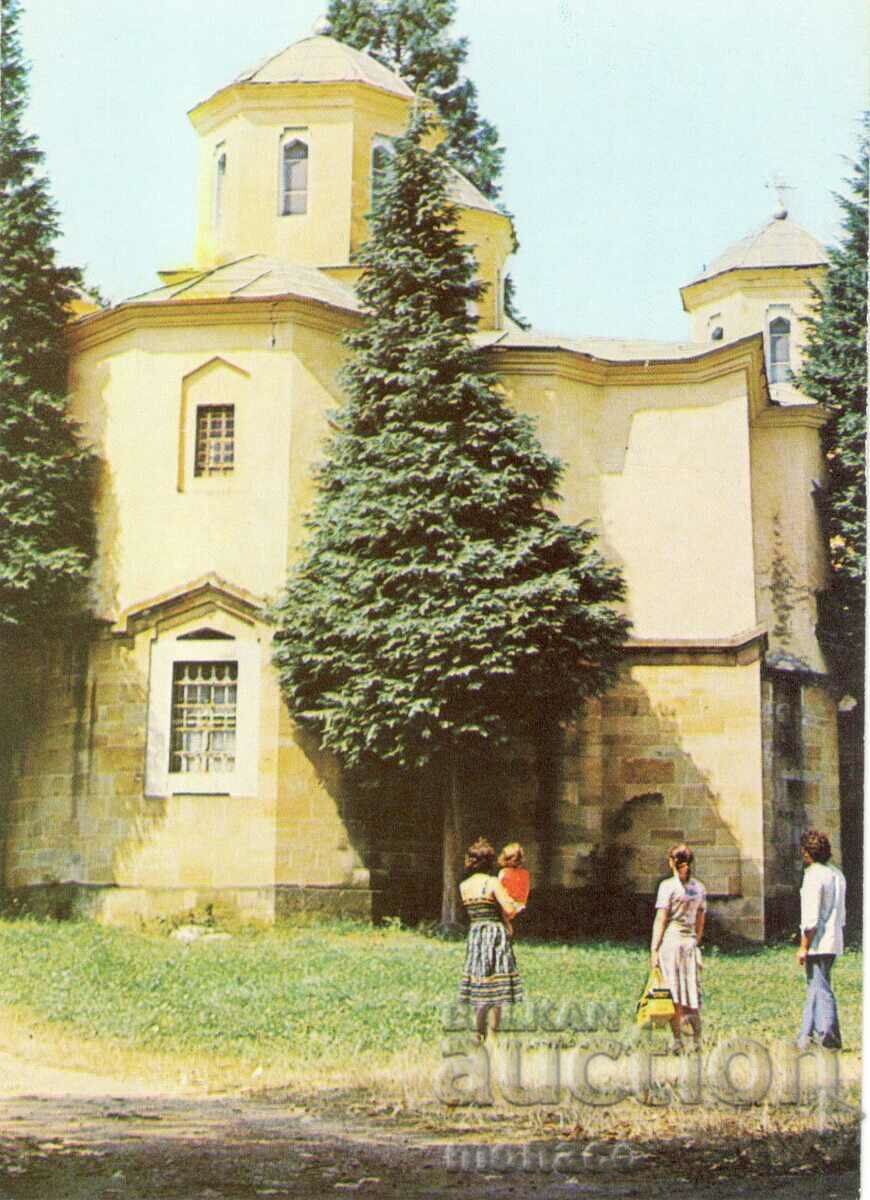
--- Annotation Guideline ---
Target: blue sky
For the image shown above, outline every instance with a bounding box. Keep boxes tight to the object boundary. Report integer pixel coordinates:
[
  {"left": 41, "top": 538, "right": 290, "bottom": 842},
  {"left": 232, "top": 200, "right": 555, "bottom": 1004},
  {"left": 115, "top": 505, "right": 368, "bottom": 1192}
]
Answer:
[{"left": 20, "top": 1, "right": 868, "bottom": 339}]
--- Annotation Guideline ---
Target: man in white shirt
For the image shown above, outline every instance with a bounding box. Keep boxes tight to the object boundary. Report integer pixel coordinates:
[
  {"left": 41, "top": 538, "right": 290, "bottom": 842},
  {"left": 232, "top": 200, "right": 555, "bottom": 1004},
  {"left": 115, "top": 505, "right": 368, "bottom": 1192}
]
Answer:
[{"left": 797, "top": 829, "right": 846, "bottom": 1050}]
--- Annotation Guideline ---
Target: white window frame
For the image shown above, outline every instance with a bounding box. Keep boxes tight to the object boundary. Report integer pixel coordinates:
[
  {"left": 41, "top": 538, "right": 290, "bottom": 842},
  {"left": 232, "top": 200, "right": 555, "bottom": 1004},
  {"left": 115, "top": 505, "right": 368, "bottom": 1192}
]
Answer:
[
  {"left": 213, "top": 143, "right": 226, "bottom": 229},
  {"left": 146, "top": 635, "right": 260, "bottom": 797},
  {"left": 278, "top": 129, "right": 308, "bottom": 217},
  {"left": 765, "top": 304, "right": 792, "bottom": 384},
  {"left": 371, "top": 134, "right": 395, "bottom": 205}
]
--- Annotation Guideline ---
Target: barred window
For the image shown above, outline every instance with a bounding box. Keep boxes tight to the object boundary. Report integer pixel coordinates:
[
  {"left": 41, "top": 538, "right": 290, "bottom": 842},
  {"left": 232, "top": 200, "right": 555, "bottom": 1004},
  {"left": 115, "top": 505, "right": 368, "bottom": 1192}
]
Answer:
[
  {"left": 194, "top": 405, "right": 234, "bottom": 477},
  {"left": 169, "top": 661, "right": 238, "bottom": 774}
]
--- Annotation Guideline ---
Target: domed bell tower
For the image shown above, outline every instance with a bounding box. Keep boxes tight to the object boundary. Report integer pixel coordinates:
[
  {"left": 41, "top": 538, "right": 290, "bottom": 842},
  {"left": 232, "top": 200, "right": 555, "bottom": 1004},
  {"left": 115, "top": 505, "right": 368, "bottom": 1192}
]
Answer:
[{"left": 680, "top": 187, "right": 828, "bottom": 405}]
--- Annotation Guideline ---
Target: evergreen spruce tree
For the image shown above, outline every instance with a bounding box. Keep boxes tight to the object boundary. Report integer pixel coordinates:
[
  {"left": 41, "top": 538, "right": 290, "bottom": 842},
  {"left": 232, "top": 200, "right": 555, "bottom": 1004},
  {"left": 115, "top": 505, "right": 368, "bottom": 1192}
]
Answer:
[
  {"left": 327, "top": 0, "right": 503, "bottom": 198},
  {"left": 325, "top": 0, "right": 529, "bottom": 328},
  {"left": 0, "top": 0, "right": 94, "bottom": 628},
  {"left": 798, "top": 116, "right": 867, "bottom": 922},
  {"left": 272, "top": 111, "right": 628, "bottom": 923},
  {"left": 798, "top": 114, "right": 868, "bottom": 698}
]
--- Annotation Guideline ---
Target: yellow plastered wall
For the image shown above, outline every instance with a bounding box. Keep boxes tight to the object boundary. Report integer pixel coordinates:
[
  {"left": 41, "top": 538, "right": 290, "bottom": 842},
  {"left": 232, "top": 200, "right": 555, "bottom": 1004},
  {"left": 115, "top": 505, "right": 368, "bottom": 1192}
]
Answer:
[
  {"left": 601, "top": 385, "right": 756, "bottom": 638},
  {"left": 193, "top": 90, "right": 357, "bottom": 270},
  {"left": 750, "top": 411, "right": 830, "bottom": 671},
  {"left": 458, "top": 208, "right": 513, "bottom": 331},
  {"left": 56, "top": 311, "right": 365, "bottom": 911},
  {"left": 498, "top": 366, "right": 758, "bottom": 639},
  {"left": 190, "top": 84, "right": 511, "bottom": 330},
  {"left": 347, "top": 93, "right": 428, "bottom": 259},
  {"left": 682, "top": 267, "right": 826, "bottom": 404},
  {"left": 69, "top": 314, "right": 347, "bottom": 621}
]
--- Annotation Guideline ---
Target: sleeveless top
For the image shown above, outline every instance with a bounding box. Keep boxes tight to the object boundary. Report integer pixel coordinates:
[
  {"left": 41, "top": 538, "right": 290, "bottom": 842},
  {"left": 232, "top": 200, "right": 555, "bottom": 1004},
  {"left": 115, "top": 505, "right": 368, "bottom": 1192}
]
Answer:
[{"left": 461, "top": 874, "right": 504, "bottom": 924}]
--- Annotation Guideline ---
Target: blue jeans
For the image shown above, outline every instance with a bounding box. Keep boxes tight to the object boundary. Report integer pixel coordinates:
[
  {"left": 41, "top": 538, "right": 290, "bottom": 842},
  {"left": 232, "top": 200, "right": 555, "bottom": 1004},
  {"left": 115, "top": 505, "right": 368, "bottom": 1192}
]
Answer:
[{"left": 799, "top": 954, "right": 842, "bottom": 1047}]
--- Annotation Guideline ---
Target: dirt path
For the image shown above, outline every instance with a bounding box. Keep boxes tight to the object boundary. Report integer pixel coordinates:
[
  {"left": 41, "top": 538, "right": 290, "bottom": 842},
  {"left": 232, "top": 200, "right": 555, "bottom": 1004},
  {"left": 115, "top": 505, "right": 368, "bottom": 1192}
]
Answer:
[{"left": 0, "top": 1052, "right": 859, "bottom": 1199}]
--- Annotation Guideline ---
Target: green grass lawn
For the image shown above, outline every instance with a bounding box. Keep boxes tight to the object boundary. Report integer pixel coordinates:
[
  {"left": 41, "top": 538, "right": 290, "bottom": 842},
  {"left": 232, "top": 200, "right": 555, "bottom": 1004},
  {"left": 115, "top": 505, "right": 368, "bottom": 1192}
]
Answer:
[{"left": 0, "top": 918, "right": 860, "bottom": 1076}]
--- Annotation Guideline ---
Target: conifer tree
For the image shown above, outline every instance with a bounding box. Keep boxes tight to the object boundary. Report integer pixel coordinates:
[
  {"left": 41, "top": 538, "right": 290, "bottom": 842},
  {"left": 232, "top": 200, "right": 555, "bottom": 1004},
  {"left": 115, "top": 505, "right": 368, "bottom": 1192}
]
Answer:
[
  {"left": 325, "top": 0, "right": 529, "bottom": 327},
  {"left": 272, "top": 111, "right": 628, "bottom": 923},
  {"left": 799, "top": 115, "right": 868, "bottom": 697},
  {"left": 327, "top": 0, "right": 503, "bottom": 199},
  {"left": 0, "top": 0, "right": 94, "bottom": 628}
]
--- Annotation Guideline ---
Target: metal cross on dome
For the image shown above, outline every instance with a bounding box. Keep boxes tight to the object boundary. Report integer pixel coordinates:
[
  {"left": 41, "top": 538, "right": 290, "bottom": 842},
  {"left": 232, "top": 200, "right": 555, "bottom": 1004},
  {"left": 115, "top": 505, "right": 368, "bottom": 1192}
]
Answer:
[{"left": 766, "top": 173, "right": 795, "bottom": 219}]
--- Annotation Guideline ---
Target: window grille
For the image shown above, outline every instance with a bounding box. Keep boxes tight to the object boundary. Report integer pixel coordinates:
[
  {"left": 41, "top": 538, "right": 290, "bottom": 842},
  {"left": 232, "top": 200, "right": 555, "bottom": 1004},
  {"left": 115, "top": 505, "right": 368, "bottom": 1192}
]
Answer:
[
  {"left": 194, "top": 405, "right": 234, "bottom": 476},
  {"left": 169, "top": 661, "right": 238, "bottom": 774},
  {"left": 281, "top": 139, "right": 308, "bottom": 215}
]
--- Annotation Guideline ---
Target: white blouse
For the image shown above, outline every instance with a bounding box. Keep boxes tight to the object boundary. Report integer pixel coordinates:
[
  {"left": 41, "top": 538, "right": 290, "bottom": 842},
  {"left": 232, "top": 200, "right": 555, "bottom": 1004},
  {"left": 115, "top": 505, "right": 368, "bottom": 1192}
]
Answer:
[{"left": 655, "top": 875, "right": 706, "bottom": 939}]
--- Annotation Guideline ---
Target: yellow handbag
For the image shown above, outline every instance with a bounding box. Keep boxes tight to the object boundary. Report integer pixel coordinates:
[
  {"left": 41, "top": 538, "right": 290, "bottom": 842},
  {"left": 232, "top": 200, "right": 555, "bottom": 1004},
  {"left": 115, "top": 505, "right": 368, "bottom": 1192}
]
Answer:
[{"left": 635, "top": 967, "right": 676, "bottom": 1027}]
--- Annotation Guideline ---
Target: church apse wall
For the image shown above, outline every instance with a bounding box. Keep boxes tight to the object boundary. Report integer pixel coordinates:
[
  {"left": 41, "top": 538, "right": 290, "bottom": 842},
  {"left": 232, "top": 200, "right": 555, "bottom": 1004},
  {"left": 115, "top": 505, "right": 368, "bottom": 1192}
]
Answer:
[
  {"left": 494, "top": 353, "right": 761, "bottom": 645},
  {"left": 68, "top": 317, "right": 313, "bottom": 622}
]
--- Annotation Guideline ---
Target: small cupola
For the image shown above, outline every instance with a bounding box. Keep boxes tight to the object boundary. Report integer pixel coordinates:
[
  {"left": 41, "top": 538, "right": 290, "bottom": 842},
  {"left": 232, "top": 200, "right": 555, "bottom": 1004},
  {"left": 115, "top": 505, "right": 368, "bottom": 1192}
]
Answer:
[
  {"left": 680, "top": 203, "right": 828, "bottom": 402},
  {"left": 185, "top": 20, "right": 514, "bottom": 331},
  {"left": 188, "top": 26, "right": 415, "bottom": 274}
]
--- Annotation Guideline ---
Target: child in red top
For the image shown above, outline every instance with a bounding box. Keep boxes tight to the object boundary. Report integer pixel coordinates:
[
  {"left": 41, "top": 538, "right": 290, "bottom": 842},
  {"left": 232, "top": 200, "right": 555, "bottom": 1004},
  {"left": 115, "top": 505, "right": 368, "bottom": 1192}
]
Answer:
[{"left": 498, "top": 843, "right": 530, "bottom": 937}]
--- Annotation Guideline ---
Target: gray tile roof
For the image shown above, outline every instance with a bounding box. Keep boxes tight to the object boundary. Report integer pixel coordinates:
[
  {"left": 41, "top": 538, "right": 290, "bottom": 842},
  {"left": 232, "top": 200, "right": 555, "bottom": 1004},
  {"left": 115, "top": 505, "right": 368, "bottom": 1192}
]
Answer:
[
  {"left": 686, "top": 214, "right": 828, "bottom": 287},
  {"left": 122, "top": 256, "right": 361, "bottom": 313},
  {"left": 446, "top": 165, "right": 504, "bottom": 217},
  {"left": 231, "top": 34, "right": 414, "bottom": 99},
  {"left": 474, "top": 328, "right": 713, "bottom": 363}
]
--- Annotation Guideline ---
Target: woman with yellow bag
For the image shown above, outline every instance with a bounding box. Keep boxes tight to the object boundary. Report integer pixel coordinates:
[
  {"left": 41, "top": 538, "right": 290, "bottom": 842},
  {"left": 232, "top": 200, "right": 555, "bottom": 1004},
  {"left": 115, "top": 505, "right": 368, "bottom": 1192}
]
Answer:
[{"left": 649, "top": 844, "right": 706, "bottom": 1051}]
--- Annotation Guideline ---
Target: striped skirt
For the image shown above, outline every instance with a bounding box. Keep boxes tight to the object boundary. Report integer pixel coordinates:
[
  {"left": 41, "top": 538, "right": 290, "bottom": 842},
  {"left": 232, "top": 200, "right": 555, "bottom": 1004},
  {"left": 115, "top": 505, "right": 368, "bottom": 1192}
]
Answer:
[{"left": 458, "top": 920, "right": 523, "bottom": 1006}]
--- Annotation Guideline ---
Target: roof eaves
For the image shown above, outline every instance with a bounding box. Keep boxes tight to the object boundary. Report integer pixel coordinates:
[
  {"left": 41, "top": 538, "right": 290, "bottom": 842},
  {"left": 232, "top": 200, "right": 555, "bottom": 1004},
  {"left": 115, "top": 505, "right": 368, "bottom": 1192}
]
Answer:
[
  {"left": 680, "top": 259, "right": 828, "bottom": 299},
  {"left": 67, "top": 287, "right": 362, "bottom": 351},
  {"left": 489, "top": 330, "right": 763, "bottom": 367}
]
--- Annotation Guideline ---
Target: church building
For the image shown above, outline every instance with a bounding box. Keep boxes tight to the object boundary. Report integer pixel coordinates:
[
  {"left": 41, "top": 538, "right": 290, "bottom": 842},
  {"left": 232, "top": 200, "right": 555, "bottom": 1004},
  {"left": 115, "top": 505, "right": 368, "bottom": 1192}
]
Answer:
[{"left": 0, "top": 28, "right": 838, "bottom": 940}]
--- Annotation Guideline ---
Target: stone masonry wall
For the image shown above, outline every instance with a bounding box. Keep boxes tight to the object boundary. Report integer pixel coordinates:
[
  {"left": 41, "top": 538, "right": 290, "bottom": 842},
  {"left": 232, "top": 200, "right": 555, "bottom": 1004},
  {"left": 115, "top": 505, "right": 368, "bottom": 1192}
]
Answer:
[
  {"left": 1, "top": 632, "right": 839, "bottom": 941},
  {"left": 552, "top": 659, "right": 766, "bottom": 940},
  {"left": 761, "top": 672, "right": 841, "bottom": 936}
]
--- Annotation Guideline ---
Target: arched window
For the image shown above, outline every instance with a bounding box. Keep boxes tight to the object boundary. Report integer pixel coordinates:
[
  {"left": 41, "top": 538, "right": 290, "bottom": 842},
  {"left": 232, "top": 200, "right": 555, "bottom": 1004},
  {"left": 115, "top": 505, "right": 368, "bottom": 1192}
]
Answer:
[
  {"left": 769, "top": 315, "right": 791, "bottom": 383},
  {"left": 371, "top": 136, "right": 395, "bottom": 206},
  {"left": 280, "top": 137, "right": 308, "bottom": 216},
  {"left": 213, "top": 147, "right": 226, "bottom": 227},
  {"left": 710, "top": 325, "right": 724, "bottom": 342}
]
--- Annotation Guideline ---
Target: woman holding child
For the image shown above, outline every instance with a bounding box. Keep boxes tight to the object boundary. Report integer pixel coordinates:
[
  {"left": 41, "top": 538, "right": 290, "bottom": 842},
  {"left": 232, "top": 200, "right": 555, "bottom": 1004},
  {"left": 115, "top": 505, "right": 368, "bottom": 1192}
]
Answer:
[{"left": 458, "top": 838, "right": 525, "bottom": 1040}]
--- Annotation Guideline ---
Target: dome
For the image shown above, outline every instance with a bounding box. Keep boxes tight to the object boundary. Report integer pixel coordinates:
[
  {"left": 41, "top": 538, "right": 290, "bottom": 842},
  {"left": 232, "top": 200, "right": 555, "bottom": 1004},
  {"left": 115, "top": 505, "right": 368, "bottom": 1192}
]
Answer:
[
  {"left": 231, "top": 34, "right": 414, "bottom": 99},
  {"left": 686, "top": 214, "right": 828, "bottom": 288}
]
